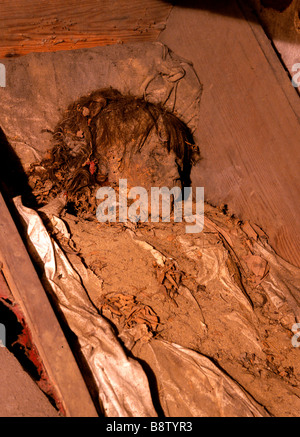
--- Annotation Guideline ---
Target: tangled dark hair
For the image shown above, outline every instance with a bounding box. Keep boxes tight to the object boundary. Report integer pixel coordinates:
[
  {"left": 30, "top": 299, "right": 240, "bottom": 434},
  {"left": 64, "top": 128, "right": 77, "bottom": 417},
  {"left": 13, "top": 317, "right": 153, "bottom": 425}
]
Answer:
[{"left": 28, "top": 88, "right": 200, "bottom": 216}]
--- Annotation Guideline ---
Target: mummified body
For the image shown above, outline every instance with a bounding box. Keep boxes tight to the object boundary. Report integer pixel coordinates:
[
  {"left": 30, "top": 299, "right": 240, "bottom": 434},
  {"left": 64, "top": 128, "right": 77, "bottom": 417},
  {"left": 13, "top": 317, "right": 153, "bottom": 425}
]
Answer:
[{"left": 28, "top": 88, "right": 200, "bottom": 216}]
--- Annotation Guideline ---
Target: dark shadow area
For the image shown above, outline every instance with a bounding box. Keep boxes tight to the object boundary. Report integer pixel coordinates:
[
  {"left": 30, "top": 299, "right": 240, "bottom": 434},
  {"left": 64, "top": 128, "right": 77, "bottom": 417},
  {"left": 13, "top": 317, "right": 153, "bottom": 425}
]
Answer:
[
  {"left": 160, "top": 0, "right": 299, "bottom": 44},
  {"left": 0, "top": 127, "right": 40, "bottom": 239},
  {"left": 134, "top": 356, "right": 165, "bottom": 417},
  {"left": 0, "top": 127, "right": 37, "bottom": 208},
  {"left": 0, "top": 300, "right": 41, "bottom": 381},
  {"left": 259, "top": 0, "right": 292, "bottom": 11},
  {"left": 161, "top": 0, "right": 292, "bottom": 13}
]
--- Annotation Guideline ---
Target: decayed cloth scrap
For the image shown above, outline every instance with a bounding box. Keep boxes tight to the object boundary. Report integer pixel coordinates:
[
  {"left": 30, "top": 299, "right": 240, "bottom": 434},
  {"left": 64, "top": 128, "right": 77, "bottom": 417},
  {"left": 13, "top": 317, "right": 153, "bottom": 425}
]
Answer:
[{"left": 14, "top": 196, "right": 271, "bottom": 417}]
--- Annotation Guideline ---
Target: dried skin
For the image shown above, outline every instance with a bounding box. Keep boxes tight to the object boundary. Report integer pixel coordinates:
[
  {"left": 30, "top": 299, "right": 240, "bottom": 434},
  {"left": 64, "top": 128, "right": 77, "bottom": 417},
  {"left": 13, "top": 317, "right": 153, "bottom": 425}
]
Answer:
[
  {"left": 98, "top": 292, "right": 159, "bottom": 333},
  {"left": 154, "top": 259, "right": 183, "bottom": 302}
]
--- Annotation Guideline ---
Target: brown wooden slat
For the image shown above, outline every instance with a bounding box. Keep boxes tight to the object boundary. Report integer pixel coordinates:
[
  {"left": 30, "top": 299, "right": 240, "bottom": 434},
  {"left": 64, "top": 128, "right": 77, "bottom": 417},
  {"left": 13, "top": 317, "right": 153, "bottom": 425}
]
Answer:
[
  {"left": 0, "top": 0, "right": 172, "bottom": 58},
  {"left": 0, "top": 192, "right": 98, "bottom": 417}
]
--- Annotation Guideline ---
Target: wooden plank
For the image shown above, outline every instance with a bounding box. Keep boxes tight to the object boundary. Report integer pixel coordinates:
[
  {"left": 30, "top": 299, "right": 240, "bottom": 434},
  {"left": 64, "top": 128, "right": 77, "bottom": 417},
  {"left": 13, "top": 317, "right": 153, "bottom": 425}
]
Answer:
[
  {"left": 0, "top": 0, "right": 172, "bottom": 58},
  {"left": 0, "top": 192, "right": 98, "bottom": 416},
  {"left": 160, "top": 0, "right": 300, "bottom": 268}
]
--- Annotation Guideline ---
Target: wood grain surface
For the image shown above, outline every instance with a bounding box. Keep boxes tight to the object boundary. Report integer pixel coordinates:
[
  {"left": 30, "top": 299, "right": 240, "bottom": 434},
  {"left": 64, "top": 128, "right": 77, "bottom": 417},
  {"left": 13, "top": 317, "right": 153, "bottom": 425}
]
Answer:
[
  {"left": 0, "top": 0, "right": 172, "bottom": 58},
  {"left": 160, "top": 0, "right": 300, "bottom": 268}
]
